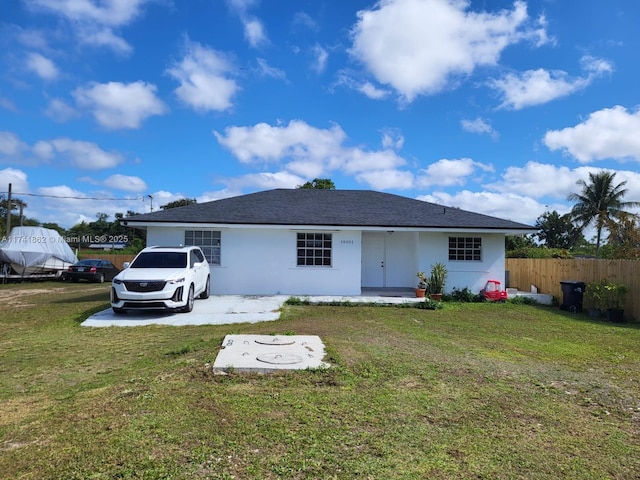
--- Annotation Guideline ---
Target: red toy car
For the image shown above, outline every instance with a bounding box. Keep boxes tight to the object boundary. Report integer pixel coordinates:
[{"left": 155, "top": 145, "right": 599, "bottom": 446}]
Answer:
[{"left": 481, "top": 280, "right": 508, "bottom": 302}]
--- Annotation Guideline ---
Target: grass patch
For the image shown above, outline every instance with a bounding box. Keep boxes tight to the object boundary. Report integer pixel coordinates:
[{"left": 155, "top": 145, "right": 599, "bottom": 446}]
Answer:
[{"left": 1, "top": 282, "right": 639, "bottom": 479}]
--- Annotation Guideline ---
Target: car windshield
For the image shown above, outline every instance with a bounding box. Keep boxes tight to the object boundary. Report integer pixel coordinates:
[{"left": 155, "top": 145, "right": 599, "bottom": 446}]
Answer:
[
  {"left": 130, "top": 252, "right": 187, "bottom": 269},
  {"left": 77, "top": 259, "right": 100, "bottom": 266}
]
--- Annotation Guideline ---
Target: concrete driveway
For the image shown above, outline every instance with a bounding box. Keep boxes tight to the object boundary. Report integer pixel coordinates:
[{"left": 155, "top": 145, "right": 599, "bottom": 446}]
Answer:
[
  {"left": 81, "top": 290, "right": 422, "bottom": 327},
  {"left": 81, "top": 295, "right": 290, "bottom": 327}
]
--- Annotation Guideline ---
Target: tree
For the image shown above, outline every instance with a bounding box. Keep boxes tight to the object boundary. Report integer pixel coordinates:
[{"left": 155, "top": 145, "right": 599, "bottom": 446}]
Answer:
[
  {"left": 297, "top": 178, "right": 336, "bottom": 189},
  {"left": 160, "top": 198, "right": 197, "bottom": 210},
  {"left": 605, "top": 213, "right": 640, "bottom": 259},
  {"left": 535, "top": 210, "right": 581, "bottom": 249},
  {"left": 567, "top": 171, "right": 640, "bottom": 258},
  {"left": 505, "top": 234, "right": 535, "bottom": 251},
  {"left": 0, "top": 194, "right": 33, "bottom": 236}
]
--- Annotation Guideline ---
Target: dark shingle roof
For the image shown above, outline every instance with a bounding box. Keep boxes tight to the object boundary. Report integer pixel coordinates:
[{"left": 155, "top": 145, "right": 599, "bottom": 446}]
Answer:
[{"left": 124, "top": 189, "right": 534, "bottom": 231}]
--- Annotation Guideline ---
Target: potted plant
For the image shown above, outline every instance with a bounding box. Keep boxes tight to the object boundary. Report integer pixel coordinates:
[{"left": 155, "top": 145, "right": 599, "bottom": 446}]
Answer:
[
  {"left": 427, "top": 262, "right": 447, "bottom": 301},
  {"left": 584, "top": 279, "right": 606, "bottom": 318},
  {"left": 602, "top": 280, "right": 628, "bottom": 323},
  {"left": 415, "top": 271, "right": 428, "bottom": 298}
]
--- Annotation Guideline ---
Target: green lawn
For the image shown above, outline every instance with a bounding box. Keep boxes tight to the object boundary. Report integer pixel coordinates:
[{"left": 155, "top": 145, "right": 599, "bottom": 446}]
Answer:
[{"left": 1, "top": 282, "right": 639, "bottom": 479}]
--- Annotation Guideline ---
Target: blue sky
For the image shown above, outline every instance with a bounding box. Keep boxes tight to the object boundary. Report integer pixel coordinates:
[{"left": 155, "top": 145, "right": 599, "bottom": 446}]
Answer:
[{"left": 1, "top": 0, "right": 639, "bottom": 231}]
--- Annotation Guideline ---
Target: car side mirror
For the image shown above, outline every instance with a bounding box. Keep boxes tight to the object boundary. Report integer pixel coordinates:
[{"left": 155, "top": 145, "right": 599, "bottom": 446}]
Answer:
[
  {"left": 122, "top": 262, "right": 130, "bottom": 269},
  {"left": 193, "top": 262, "right": 203, "bottom": 268}
]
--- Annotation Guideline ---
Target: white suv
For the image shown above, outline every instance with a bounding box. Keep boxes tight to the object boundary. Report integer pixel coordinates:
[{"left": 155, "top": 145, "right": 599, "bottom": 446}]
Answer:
[{"left": 110, "top": 246, "right": 210, "bottom": 314}]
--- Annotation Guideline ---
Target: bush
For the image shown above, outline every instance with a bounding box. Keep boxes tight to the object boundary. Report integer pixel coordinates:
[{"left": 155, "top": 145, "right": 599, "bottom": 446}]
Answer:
[{"left": 443, "top": 287, "right": 484, "bottom": 303}]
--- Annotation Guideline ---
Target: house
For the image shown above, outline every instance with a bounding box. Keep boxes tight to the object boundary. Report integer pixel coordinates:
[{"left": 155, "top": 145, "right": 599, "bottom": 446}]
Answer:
[{"left": 121, "top": 189, "right": 535, "bottom": 296}]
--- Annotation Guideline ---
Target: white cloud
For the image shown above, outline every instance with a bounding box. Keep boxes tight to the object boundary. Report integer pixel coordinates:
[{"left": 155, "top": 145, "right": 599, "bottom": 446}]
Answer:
[
  {"left": 74, "top": 81, "right": 167, "bottom": 129},
  {"left": 356, "top": 169, "right": 414, "bottom": 189},
  {"left": 349, "top": 0, "right": 548, "bottom": 102},
  {"left": 490, "top": 69, "right": 588, "bottom": 110},
  {"left": 77, "top": 27, "right": 133, "bottom": 55},
  {"left": 28, "top": 0, "right": 150, "bottom": 53},
  {"left": 225, "top": 0, "right": 268, "bottom": 48},
  {"left": 0, "top": 131, "right": 130, "bottom": 171},
  {"left": 0, "top": 168, "right": 30, "bottom": 193},
  {"left": 333, "top": 71, "right": 390, "bottom": 100},
  {"left": 226, "top": 171, "right": 307, "bottom": 190},
  {"left": 544, "top": 106, "right": 640, "bottom": 162},
  {"left": 292, "top": 12, "right": 319, "bottom": 32},
  {"left": 167, "top": 41, "right": 240, "bottom": 113},
  {"left": 38, "top": 138, "right": 124, "bottom": 169},
  {"left": 461, "top": 117, "right": 498, "bottom": 139},
  {"left": 485, "top": 161, "right": 577, "bottom": 198},
  {"left": 103, "top": 174, "right": 147, "bottom": 192},
  {"left": 419, "top": 190, "right": 544, "bottom": 225},
  {"left": 359, "top": 82, "right": 388, "bottom": 100},
  {"left": 418, "top": 158, "right": 493, "bottom": 187},
  {"left": 0, "top": 131, "right": 28, "bottom": 156},
  {"left": 243, "top": 18, "right": 268, "bottom": 48},
  {"left": 29, "top": 0, "right": 149, "bottom": 26},
  {"left": 256, "top": 58, "right": 287, "bottom": 80},
  {"left": 214, "top": 120, "right": 411, "bottom": 190},
  {"left": 214, "top": 120, "right": 347, "bottom": 164},
  {"left": 381, "top": 128, "right": 404, "bottom": 150},
  {"left": 490, "top": 55, "right": 613, "bottom": 110},
  {"left": 44, "top": 99, "right": 79, "bottom": 122},
  {"left": 25, "top": 52, "right": 59, "bottom": 80},
  {"left": 312, "top": 45, "right": 328, "bottom": 74}
]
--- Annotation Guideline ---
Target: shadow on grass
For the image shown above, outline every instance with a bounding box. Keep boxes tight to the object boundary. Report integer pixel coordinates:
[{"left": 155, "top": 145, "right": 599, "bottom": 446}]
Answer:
[
  {"left": 53, "top": 291, "right": 110, "bottom": 304},
  {"left": 552, "top": 306, "right": 639, "bottom": 329}
]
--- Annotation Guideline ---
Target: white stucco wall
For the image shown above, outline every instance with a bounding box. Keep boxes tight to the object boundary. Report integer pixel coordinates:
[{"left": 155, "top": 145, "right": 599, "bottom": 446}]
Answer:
[
  {"left": 417, "top": 232, "right": 505, "bottom": 293},
  {"left": 146, "top": 226, "right": 362, "bottom": 295},
  {"left": 144, "top": 226, "right": 506, "bottom": 295}
]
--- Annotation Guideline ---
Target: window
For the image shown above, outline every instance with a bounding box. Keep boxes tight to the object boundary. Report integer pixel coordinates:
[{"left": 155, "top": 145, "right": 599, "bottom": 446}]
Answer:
[
  {"left": 185, "top": 230, "right": 221, "bottom": 265},
  {"left": 297, "top": 233, "right": 332, "bottom": 266},
  {"left": 449, "top": 237, "right": 482, "bottom": 261}
]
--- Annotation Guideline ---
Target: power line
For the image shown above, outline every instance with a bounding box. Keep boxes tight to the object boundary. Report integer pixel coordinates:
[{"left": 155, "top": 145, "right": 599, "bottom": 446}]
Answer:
[{"left": 0, "top": 191, "right": 144, "bottom": 201}]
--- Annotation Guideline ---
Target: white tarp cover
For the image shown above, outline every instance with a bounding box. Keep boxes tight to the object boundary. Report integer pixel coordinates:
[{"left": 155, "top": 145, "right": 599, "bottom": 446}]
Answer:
[{"left": 0, "top": 226, "right": 77, "bottom": 274}]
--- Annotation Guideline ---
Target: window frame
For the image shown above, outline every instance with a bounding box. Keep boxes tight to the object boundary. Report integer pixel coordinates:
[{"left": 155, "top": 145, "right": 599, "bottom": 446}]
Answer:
[
  {"left": 448, "top": 236, "right": 482, "bottom": 262},
  {"left": 184, "top": 230, "right": 221, "bottom": 266},
  {"left": 296, "top": 232, "right": 333, "bottom": 267}
]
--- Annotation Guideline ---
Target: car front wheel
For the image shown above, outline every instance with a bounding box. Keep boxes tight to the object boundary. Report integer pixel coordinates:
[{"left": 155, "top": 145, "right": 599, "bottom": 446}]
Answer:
[{"left": 182, "top": 285, "right": 195, "bottom": 313}]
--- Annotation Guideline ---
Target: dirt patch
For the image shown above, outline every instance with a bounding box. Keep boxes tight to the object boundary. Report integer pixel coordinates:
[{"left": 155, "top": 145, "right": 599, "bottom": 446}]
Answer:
[
  {"left": 0, "top": 286, "right": 104, "bottom": 308},
  {"left": 0, "top": 288, "right": 65, "bottom": 302}
]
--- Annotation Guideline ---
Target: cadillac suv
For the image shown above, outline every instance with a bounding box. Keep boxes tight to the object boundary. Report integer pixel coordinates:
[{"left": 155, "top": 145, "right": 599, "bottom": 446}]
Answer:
[{"left": 110, "top": 246, "right": 210, "bottom": 314}]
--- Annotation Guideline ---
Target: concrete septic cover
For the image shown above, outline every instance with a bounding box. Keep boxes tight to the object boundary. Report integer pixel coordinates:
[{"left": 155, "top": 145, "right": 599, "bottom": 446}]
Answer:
[{"left": 213, "top": 334, "right": 329, "bottom": 373}]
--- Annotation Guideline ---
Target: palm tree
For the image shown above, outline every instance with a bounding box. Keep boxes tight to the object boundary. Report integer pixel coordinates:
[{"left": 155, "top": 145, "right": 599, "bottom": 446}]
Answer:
[{"left": 568, "top": 171, "right": 640, "bottom": 257}]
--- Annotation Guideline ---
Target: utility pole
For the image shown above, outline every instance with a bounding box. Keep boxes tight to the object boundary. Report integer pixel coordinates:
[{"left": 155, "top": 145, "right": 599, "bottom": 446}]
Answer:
[{"left": 6, "top": 183, "right": 11, "bottom": 234}]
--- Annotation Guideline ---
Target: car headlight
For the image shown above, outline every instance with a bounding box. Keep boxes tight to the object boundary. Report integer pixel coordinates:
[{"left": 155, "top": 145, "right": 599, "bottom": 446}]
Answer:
[
  {"left": 113, "top": 278, "right": 123, "bottom": 284},
  {"left": 167, "top": 277, "right": 185, "bottom": 285}
]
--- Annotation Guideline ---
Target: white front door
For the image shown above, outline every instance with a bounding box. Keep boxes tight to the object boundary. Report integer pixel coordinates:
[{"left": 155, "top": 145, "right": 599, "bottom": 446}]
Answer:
[{"left": 361, "top": 233, "right": 385, "bottom": 287}]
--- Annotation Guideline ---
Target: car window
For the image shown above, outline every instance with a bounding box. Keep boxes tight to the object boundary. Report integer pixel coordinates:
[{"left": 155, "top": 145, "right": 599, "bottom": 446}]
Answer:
[
  {"left": 131, "top": 252, "right": 187, "bottom": 268},
  {"left": 79, "top": 259, "right": 100, "bottom": 266}
]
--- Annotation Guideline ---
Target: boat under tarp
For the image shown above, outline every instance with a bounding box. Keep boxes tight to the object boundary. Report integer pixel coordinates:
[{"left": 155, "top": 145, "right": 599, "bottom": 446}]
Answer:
[{"left": 0, "top": 226, "right": 78, "bottom": 276}]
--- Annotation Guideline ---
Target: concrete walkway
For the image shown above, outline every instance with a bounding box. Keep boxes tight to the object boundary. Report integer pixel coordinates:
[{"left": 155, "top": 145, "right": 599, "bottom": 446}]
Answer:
[{"left": 81, "top": 291, "right": 423, "bottom": 327}]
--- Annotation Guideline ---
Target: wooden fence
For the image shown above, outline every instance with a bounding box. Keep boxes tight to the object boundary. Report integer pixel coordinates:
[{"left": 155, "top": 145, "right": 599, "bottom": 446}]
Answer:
[{"left": 505, "top": 258, "right": 640, "bottom": 322}]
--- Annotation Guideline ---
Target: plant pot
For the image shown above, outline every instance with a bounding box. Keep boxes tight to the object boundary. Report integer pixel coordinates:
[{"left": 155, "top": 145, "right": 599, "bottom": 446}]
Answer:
[
  {"left": 415, "top": 288, "right": 426, "bottom": 298},
  {"left": 587, "top": 308, "right": 602, "bottom": 318},
  {"left": 429, "top": 293, "right": 442, "bottom": 302},
  {"left": 606, "top": 308, "right": 625, "bottom": 323}
]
